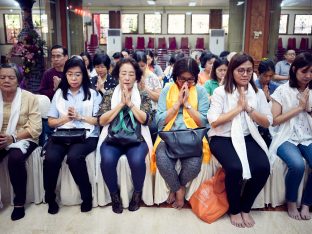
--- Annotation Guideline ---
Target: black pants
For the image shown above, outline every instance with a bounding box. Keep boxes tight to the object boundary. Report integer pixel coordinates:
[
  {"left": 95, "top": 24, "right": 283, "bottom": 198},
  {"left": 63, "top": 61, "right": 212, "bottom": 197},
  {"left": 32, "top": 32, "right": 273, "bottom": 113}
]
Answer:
[
  {"left": 0, "top": 141, "right": 38, "bottom": 206},
  {"left": 210, "top": 135, "right": 270, "bottom": 214},
  {"left": 43, "top": 137, "right": 98, "bottom": 204}
]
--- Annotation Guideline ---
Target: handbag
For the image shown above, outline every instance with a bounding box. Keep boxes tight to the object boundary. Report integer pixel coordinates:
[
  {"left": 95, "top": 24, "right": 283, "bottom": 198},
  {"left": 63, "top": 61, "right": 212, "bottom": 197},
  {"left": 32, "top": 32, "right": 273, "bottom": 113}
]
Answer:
[
  {"left": 106, "top": 108, "right": 142, "bottom": 146},
  {"left": 189, "top": 168, "right": 229, "bottom": 224},
  {"left": 158, "top": 127, "right": 208, "bottom": 159},
  {"left": 51, "top": 128, "right": 87, "bottom": 144}
]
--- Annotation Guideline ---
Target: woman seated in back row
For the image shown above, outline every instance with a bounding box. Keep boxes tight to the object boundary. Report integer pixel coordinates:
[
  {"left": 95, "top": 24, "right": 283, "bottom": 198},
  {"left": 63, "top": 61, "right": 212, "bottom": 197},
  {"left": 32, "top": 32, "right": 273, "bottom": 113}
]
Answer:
[
  {"left": 208, "top": 53, "right": 271, "bottom": 228},
  {"left": 153, "top": 57, "right": 210, "bottom": 209},
  {"left": 97, "top": 58, "right": 153, "bottom": 214},
  {"left": 44, "top": 57, "right": 102, "bottom": 215},
  {"left": 0, "top": 63, "right": 42, "bottom": 221}
]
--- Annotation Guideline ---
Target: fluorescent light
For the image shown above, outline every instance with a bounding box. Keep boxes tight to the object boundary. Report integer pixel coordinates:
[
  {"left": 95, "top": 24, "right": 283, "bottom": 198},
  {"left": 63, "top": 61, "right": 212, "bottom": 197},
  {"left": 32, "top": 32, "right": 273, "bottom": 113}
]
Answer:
[
  {"left": 147, "top": 1, "right": 156, "bottom": 5},
  {"left": 186, "top": 12, "right": 192, "bottom": 15},
  {"left": 189, "top": 2, "right": 196, "bottom": 7},
  {"left": 154, "top": 11, "right": 161, "bottom": 15},
  {"left": 237, "top": 1, "right": 244, "bottom": 6}
]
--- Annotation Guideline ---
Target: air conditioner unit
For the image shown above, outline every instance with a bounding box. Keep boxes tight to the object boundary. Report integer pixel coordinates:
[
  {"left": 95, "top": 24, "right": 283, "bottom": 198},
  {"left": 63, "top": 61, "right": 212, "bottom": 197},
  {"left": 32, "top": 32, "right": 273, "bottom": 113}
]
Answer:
[
  {"left": 107, "top": 29, "right": 122, "bottom": 57},
  {"left": 209, "top": 29, "right": 225, "bottom": 56}
]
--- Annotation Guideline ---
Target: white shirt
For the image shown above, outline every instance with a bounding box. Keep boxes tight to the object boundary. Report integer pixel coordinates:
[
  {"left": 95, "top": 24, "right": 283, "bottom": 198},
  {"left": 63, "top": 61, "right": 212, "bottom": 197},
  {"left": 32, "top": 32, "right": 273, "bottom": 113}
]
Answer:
[{"left": 208, "top": 86, "right": 272, "bottom": 137}]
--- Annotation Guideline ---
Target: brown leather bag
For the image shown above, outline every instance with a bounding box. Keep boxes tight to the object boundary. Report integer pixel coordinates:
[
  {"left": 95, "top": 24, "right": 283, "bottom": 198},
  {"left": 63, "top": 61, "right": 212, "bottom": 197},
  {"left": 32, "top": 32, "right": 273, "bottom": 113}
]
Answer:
[{"left": 189, "top": 168, "right": 229, "bottom": 224}]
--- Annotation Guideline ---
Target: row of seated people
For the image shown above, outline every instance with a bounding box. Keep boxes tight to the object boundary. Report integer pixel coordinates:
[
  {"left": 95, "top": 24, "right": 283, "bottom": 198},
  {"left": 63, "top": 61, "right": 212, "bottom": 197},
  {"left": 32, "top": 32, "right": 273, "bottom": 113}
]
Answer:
[{"left": 1, "top": 52, "right": 312, "bottom": 229}]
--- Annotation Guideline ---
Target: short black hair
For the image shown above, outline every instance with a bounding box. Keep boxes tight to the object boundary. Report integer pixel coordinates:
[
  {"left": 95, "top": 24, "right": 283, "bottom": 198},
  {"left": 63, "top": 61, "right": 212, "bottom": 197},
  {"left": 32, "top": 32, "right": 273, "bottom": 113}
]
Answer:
[
  {"left": 132, "top": 51, "right": 147, "bottom": 64},
  {"left": 172, "top": 57, "right": 200, "bottom": 84},
  {"left": 51, "top": 45, "right": 68, "bottom": 56},
  {"left": 60, "top": 57, "right": 91, "bottom": 101},
  {"left": 111, "top": 58, "right": 143, "bottom": 83},
  {"left": 258, "top": 59, "right": 275, "bottom": 75},
  {"left": 112, "top": 52, "right": 124, "bottom": 59},
  {"left": 80, "top": 51, "right": 93, "bottom": 70},
  {"left": 200, "top": 52, "right": 217, "bottom": 68},
  {"left": 211, "top": 57, "right": 229, "bottom": 81},
  {"left": 289, "top": 52, "right": 312, "bottom": 89},
  {"left": 93, "top": 53, "right": 111, "bottom": 71},
  {"left": 168, "top": 52, "right": 185, "bottom": 65}
]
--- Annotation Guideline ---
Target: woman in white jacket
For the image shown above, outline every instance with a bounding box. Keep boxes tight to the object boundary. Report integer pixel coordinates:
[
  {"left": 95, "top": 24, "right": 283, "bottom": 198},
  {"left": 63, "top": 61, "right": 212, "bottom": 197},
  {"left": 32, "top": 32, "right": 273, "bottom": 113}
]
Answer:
[{"left": 270, "top": 52, "right": 312, "bottom": 220}]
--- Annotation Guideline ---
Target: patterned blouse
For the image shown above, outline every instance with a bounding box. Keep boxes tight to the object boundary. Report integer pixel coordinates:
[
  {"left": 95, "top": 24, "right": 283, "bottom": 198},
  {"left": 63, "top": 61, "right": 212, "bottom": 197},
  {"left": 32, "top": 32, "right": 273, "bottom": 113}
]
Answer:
[
  {"left": 90, "top": 74, "right": 118, "bottom": 95},
  {"left": 97, "top": 88, "right": 153, "bottom": 126}
]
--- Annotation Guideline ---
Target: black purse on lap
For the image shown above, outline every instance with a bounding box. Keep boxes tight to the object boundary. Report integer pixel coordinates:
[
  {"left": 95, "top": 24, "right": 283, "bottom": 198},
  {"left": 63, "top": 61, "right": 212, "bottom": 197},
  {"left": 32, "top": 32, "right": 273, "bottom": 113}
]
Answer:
[
  {"left": 51, "top": 128, "right": 87, "bottom": 144},
  {"left": 158, "top": 127, "right": 208, "bottom": 159}
]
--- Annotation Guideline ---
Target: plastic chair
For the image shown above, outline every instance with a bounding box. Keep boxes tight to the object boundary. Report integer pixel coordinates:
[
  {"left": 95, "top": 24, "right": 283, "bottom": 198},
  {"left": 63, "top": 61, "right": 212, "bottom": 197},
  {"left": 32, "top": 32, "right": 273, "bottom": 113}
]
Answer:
[
  {"left": 136, "top": 37, "right": 145, "bottom": 50},
  {"left": 147, "top": 37, "right": 155, "bottom": 49},
  {"left": 158, "top": 37, "right": 167, "bottom": 49},
  {"left": 195, "top": 37, "right": 205, "bottom": 50},
  {"left": 180, "top": 37, "right": 189, "bottom": 49},
  {"left": 168, "top": 37, "right": 177, "bottom": 50},
  {"left": 124, "top": 37, "right": 133, "bottom": 50}
]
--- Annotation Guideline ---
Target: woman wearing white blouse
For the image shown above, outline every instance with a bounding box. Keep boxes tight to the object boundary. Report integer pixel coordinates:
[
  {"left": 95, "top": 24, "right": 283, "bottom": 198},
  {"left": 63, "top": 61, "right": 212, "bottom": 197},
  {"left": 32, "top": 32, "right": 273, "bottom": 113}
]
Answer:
[
  {"left": 270, "top": 52, "right": 312, "bottom": 220},
  {"left": 208, "top": 53, "right": 272, "bottom": 228}
]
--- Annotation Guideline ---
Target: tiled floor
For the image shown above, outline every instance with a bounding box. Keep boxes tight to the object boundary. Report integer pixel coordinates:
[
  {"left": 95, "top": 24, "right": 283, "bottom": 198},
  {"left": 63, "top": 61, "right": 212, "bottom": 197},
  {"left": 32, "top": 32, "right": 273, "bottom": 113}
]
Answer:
[{"left": 0, "top": 203, "right": 312, "bottom": 234}]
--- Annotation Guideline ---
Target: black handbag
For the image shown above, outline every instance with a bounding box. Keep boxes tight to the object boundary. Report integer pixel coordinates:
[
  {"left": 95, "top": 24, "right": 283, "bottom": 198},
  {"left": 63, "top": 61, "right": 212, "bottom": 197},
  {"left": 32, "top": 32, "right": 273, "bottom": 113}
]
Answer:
[
  {"left": 51, "top": 128, "right": 87, "bottom": 144},
  {"left": 106, "top": 108, "right": 142, "bottom": 146},
  {"left": 158, "top": 127, "right": 208, "bottom": 159}
]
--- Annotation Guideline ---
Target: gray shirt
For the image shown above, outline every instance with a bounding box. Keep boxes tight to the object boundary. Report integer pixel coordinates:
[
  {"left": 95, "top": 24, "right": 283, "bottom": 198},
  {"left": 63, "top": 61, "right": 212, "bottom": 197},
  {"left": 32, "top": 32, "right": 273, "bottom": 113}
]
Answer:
[{"left": 275, "top": 60, "right": 291, "bottom": 85}]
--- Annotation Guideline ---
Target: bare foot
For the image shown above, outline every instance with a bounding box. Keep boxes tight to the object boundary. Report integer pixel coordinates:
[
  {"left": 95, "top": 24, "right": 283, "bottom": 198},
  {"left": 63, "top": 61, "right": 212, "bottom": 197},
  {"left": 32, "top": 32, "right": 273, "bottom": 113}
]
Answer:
[
  {"left": 230, "top": 213, "right": 245, "bottom": 228},
  {"left": 300, "top": 205, "right": 311, "bottom": 220},
  {"left": 172, "top": 186, "right": 185, "bottom": 209},
  {"left": 166, "top": 192, "right": 176, "bottom": 204},
  {"left": 241, "top": 212, "right": 255, "bottom": 228},
  {"left": 287, "top": 202, "right": 301, "bottom": 220}
]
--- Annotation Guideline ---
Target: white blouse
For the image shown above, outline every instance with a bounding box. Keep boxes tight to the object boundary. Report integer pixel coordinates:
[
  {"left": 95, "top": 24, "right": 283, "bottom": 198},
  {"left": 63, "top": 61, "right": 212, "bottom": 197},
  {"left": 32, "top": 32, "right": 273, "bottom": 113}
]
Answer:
[{"left": 208, "top": 86, "right": 272, "bottom": 137}]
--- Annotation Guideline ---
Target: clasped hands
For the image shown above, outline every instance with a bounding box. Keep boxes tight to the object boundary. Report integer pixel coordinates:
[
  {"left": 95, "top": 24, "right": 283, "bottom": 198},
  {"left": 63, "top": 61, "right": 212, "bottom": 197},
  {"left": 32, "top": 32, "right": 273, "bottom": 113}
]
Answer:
[
  {"left": 237, "top": 87, "right": 253, "bottom": 113},
  {"left": 0, "top": 133, "right": 13, "bottom": 149},
  {"left": 177, "top": 82, "right": 190, "bottom": 107},
  {"left": 121, "top": 85, "right": 134, "bottom": 108}
]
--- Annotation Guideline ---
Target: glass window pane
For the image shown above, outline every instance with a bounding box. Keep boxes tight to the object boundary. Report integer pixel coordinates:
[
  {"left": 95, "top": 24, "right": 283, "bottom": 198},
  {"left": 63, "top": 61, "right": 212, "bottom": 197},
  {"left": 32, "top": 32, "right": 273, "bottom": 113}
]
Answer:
[
  {"left": 294, "top": 15, "right": 312, "bottom": 34},
  {"left": 122, "top": 14, "right": 138, "bottom": 34},
  {"left": 144, "top": 14, "right": 162, "bottom": 34},
  {"left": 279, "top": 14, "right": 288, "bottom": 34},
  {"left": 168, "top": 14, "right": 185, "bottom": 34},
  {"left": 222, "top": 14, "right": 229, "bottom": 34},
  {"left": 192, "top": 14, "right": 209, "bottom": 34},
  {"left": 4, "top": 14, "right": 21, "bottom": 44},
  {"left": 93, "top": 14, "right": 109, "bottom": 45}
]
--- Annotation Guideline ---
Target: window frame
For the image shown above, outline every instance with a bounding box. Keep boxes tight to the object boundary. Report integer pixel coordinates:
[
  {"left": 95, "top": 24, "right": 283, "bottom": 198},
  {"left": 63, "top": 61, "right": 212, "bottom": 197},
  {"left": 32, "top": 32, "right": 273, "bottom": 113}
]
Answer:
[
  {"left": 92, "top": 13, "right": 109, "bottom": 45},
  {"left": 191, "top": 14, "right": 210, "bottom": 34},
  {"left": 293, "top": 14, "right": 312, "bottom": 35},
  {"left": 278, "top": 14, "right": 289, "bottom": 35},
  {"left": 3, "top": 14, "right": 21, "bottom": 44},
  {"left": 144, "top": 13, "right": 162, "bottom": 34},
  {"left": 121, "top": 13, "right": 139, "bottom": 34}
]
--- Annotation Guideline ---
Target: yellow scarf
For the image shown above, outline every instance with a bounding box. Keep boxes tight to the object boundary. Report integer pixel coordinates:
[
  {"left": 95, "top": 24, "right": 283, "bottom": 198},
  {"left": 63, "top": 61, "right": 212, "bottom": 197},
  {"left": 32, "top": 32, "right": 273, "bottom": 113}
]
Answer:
[{"left": 151, "top": 83, "right": 211, "bottom": 174}]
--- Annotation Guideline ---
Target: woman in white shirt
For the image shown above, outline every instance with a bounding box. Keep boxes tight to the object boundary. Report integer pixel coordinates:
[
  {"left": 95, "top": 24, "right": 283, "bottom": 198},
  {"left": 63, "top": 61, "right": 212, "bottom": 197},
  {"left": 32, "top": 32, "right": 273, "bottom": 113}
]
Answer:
[
  {"left": 208, "top": 53, "right": 272, "bottom": 228},
  {"left": 270, "top": 52, "right": 312, "bottom": 220}
]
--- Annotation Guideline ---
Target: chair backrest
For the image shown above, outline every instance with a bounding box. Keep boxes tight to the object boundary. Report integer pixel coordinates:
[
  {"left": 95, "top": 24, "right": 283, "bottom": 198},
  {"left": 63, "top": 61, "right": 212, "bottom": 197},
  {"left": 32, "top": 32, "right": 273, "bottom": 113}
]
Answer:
[
  {"left": 147, "top": 37, "right": 155, "bottom": 49},
  {"left": 195, "top": 38, "right": 204, "bottom": 49},
  {"left": 89, "top": 34, "right": 98, "bottom": 46},
  {"left": 137, "top": 37, "right": 145, "bottom": 49},
  {"left": 158, "top": 37, "right": 167, "bottom": 49},
  {"left": 125, "top": 37, "right": 133, "bottom": 50},
  {"left": 35, "top": 94, "right": 51, "bottom": 119},
  {"left": 168, "top": 37, "right": 177, "bottom": 50},
  {"left": 181, "top": 37, "right": 189, "bottom": 49},
  {"left": 299, "top": 37, "right": 308, "bottom": 50},
  {"left": 277, "top": 37, "right": 283, "bottom": 49}
]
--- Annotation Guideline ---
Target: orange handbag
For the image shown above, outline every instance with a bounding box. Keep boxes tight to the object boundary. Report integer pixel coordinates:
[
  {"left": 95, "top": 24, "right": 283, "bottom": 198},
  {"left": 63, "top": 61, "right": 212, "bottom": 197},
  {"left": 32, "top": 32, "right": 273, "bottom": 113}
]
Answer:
[{"left": 189, "top": 168, "right": 229, "bottom": 224}]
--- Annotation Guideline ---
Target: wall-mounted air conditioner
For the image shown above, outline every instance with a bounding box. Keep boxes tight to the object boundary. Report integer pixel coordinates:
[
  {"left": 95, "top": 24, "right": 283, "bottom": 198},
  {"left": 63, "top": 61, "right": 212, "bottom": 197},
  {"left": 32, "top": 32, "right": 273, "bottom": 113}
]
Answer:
[
  {"left": 107, "top": 29, "right": 122, "bottom": 57},
  {"left": 209, "top": 29, "right": 225, "bottom": 55}
]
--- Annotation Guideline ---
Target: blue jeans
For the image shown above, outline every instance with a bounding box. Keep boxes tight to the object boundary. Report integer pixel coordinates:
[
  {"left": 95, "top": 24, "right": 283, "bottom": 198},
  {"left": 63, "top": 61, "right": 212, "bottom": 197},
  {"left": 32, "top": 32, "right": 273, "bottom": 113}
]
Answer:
[
  {"left": 100, "top": 141, "right": 148, "bottom": 193},
  {"left": 277, "top": 141, "right": 312, "bottom": 205}
]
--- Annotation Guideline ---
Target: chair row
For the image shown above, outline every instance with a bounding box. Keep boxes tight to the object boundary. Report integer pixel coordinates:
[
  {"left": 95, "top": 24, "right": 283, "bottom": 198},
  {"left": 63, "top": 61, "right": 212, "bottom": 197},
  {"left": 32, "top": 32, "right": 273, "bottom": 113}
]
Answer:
[
  {"left": 125, "top": 37, "right": 205, "bottom": 51},
  {"left": 1, "top": 146, "right": 310, "bottom": 209}
]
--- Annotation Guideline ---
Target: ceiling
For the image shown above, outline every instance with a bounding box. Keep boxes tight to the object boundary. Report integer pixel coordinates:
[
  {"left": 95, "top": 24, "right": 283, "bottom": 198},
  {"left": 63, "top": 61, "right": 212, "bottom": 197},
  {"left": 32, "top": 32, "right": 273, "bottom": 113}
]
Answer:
[{"left": 0, "top": 0, "right": 311, "bottom": 8}]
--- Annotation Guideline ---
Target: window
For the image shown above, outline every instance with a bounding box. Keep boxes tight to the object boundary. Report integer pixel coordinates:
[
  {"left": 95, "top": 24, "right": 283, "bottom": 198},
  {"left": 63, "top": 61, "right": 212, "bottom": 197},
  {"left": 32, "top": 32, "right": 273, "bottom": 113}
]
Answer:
[
  {"left": 144, "top": 14, "right": 162, "bottom": 34},
  {"left": 93, "top": 14, "right": 109, "bottom": 45},
  {"left": 192, "top": 14, "right": 209, "bottom": 34},
  {"left": 279, "top": 14, "right": 288, "bottom": 34},
  {"left": 32, "top": 14, "right": 49, "bottom": 36},
  {"left": 222, "top": 14, "right": 229, "bottom": 34},
  {"left": 121, "top": 14, "right": 138, "bottom": 34},
  {"left": 168, "top": 14, "right": 185, "bottom": 34},
  {"left": 294, "top": 14, "right": 312, "bottom": 34},
  {"left": 4, "top": 14, "right": 21, "bottom": 44}
]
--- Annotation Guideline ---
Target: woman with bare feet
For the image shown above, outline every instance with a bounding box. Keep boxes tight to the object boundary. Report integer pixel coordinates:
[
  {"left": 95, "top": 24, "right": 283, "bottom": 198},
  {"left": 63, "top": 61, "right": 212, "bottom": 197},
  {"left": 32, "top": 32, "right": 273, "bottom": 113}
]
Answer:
[
  {"left": 208, "top": 53, "right": 271, "bottom": 228},
  {"left": 270, "top": 52, "right": 312, "bottom": 220},
  {"left": 153, "top": 58, "right": 210, "bottom": 209}
]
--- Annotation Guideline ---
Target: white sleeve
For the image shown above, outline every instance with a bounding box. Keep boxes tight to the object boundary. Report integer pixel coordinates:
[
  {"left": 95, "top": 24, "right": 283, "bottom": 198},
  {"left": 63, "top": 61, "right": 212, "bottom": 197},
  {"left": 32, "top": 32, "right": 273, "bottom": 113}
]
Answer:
[
  {"left": 207, "top": 87, "right": 225, "bottom": 124},
  {"left": 257, "top": 89, "right": 273, "bottom": 125}
]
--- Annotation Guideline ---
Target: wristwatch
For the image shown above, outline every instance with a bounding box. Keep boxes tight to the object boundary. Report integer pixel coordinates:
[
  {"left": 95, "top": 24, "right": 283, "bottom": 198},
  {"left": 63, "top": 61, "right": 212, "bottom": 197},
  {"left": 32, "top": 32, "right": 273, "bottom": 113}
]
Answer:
[{"left": 185, "top": 104, "right": 192, "bottom": 109}]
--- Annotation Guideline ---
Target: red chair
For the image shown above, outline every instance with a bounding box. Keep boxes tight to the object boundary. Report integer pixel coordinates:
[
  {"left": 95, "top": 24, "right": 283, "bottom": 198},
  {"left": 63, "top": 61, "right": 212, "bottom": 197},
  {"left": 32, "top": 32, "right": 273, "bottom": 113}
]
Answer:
[
  {"left": 87, "top": 34, "right": 99, "bottom": 58},
  {"left": 147, "top": 37, "right": 155, "bottom": 49},
  {"left": 299, "top": 38, "right": 308, "bottom": 51},
  {"left": 195, "top": 37, "right": 204, "bottom": 50},
  {"left": 136, "top": 37, "right": 145, "bottom": 50},
  {"left": 180, "top": 37, "right": 189, "bottom": 49},
  {"left": 125, "top": 37, "right": 133, "bottom": 50},
  {"left": 168, "top": 37, "right": 177, "bottom": 50},
  {"left": 287, "top": 37, "right": 296, "bottom": 50},
  {"left": 277, "top": 37, "right": 284, "bottom": 49},
  {"left": 158, "top": 37, "right": 167, "bottom": 49}
]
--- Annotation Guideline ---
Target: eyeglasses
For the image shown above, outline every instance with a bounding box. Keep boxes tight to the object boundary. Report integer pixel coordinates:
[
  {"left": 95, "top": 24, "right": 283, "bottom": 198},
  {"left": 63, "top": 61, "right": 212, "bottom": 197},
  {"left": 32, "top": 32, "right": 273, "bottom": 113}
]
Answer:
[
  {"left": 51, "top": 54, "right": 64, "bottom": 60},
  {"left": 236, "top": 68, "right": 253, "bottom": 76},
  {"left": 286, "top": 53, "right": 296, "bottom": 56},
  {"left": 66, "top": 72, "right": 82, "bottom": 78},
  {"left": 177, "top": 76, "right": 195, "bottom": 84},
  {"left": 0, "top": 75, "right": 17, "bottom": 80}
]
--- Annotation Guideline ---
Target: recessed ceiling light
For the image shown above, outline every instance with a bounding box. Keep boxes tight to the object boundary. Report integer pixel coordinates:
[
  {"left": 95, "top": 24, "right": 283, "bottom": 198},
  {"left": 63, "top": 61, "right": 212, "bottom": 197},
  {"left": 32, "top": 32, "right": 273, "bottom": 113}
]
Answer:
[
  {"left": 147, "top": 1, "right": 156, "bottom": 5},
  {"left": 189, "top": 2, "right": 196, "bottom": 7}
]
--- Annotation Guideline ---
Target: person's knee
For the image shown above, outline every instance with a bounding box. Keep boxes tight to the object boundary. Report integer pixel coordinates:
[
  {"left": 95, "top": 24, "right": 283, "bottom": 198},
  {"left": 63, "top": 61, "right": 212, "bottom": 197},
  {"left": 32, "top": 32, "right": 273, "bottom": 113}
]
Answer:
[
  {"left": 289, "top": 160, "right": 305, "bottom": 175},
  {"left": 7, "top": 151, "right": 24, "bottom": 166}
]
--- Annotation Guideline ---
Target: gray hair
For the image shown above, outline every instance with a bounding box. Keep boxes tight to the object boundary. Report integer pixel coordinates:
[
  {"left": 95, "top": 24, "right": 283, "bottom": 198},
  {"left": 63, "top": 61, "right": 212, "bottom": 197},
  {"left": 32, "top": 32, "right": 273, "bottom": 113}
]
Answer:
[{"left": 0, "top": 63, "right": 23, "bottom": 83}]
